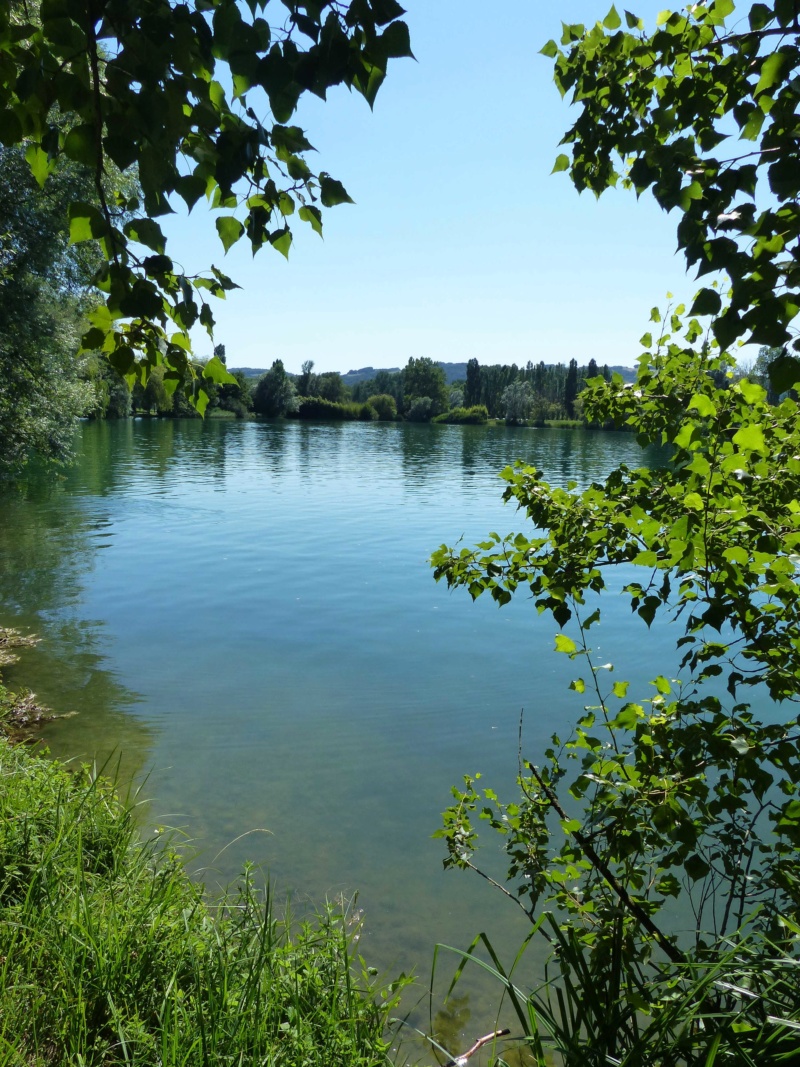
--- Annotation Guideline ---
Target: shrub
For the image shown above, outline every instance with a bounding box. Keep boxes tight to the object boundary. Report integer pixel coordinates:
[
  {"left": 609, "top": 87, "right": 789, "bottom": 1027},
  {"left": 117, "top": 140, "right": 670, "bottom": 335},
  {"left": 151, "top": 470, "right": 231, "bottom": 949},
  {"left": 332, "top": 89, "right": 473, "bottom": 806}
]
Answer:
[
  {"left": 433, "top": 405, "right": 489, "bottom": 425},
  {"left": 405, "top": 396, "right": 433, "bottom": 422},
  {"left": 365, "top": 394, "right": 397, "bottom": 421},
  {"left": 293, "top": 397, "right": 376, "bottom": 420}
]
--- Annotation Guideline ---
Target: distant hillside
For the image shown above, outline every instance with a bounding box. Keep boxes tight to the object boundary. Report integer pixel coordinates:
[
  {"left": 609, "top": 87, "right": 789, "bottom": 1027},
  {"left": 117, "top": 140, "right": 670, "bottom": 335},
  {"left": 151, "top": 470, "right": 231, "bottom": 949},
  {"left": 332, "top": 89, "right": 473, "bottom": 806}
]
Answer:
[
  {"left": 233, "top": 362, "right": 637, "bottom": 385},
  {"left": 231, "top": 366, "right": 265, "bottom": 380},
  {"left": 340, "top": 362, "right": 637, "bottom": 385},
  {"left": 340, "top": 366, "right": 400, "bottom": 385},
  {"left": 606, "top": 364, "right": 636, "bottom": 382}
]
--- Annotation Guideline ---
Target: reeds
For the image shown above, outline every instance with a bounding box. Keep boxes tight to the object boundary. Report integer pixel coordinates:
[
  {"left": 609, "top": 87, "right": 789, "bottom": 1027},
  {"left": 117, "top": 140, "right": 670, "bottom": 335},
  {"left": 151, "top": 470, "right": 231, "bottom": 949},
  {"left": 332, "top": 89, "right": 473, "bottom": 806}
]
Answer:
[
  {"left": 0, "top": 740, "right": 408, "bottom": 1066},
  {"left": 431, "top": 915, "right": 800, "bottom": 1067}
]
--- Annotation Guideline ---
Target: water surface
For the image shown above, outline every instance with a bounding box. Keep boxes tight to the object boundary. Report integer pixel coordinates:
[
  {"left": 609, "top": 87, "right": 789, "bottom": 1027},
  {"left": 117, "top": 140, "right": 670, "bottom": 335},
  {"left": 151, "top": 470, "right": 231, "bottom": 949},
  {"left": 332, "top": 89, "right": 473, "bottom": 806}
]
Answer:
[{"left": 1, "top": 418, "right": 671, "bottom": 1048}]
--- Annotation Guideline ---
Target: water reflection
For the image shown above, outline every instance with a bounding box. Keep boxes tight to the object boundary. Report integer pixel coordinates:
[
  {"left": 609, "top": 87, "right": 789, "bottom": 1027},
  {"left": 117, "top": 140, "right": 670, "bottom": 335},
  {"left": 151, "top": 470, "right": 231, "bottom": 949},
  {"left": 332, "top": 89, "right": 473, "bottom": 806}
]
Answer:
[
  {"left": 0, "top": 418, "right": 672, "bottom": 1056},
  {"left": 0, "top": 470, "right": 152, "bottom": 780}
]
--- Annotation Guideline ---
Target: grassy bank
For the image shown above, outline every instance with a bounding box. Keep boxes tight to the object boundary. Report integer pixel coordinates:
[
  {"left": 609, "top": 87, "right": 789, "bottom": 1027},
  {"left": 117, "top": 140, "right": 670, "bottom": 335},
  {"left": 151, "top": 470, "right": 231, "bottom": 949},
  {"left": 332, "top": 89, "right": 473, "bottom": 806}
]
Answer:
[{"left": 0, "top": 640, "right": 407, "bottom": 1067}]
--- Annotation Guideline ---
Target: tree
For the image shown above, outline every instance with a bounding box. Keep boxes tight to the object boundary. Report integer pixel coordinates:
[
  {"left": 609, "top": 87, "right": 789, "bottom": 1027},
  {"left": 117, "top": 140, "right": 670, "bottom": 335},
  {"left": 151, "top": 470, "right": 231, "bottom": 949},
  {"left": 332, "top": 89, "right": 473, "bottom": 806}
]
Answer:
[
  {"left": 464, "top": 358, "right": 481, "bottom": 408},
  {"left": 217, "top": 369, "right": 253, "bottom": 418},
  {"left": 366, "top": 393, "right": 396, "bottom": 420},
  {"left": 297, "top": 360, "right": 315, "bottom": 398},
  {"left": 501, "top": 379, "right": 533, "bottom": 425},
  {"left": 544, "top": 0, "right": 800, "bottom": 365},
  {"left": 0, "top": 146, "right": 98, "bottom": 473},
  {"left": 253, "top": 359, "right": 296, "bottom": 417},
  {"left": 86, "top": 355, "right": 132, "bottom": 419},
  {"left": 431, "top": 3, "right": 800, "bottom": 1062},
  {"left": 563, "top": 356, "right": 579, "bottom": 417},
  {"left": 0, "top": 1, "right": 412, "bottom": 406},
  {"left": 316, "top": 371, "right": 347, "bottom": 403},
  {"left": 403, "top": 357, "right": 448, "bottom": 417}
]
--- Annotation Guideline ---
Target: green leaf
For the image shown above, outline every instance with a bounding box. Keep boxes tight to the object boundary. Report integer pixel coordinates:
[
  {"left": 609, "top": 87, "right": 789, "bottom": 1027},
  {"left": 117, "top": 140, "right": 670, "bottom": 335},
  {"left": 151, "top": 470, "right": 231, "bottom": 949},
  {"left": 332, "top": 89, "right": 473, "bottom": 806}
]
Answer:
[
  {"left": 732, "top": 424, "right": 767, "bottom": 453},
  {"left": 68, "top": 202, "right": 105, "bottom": 244},
  {"left": 688, "top": 394, "right": 717, "bottom": 418},
  {"left": 755, "top": 51, "right": 787, "bottom": 96},
  {"left": 299, "top": 205, "right": 323, "bottom": 236},
  {"left": 612, "top": 703, "right": 642, "bottom": 728},
  {"left": 767, "top": 352, "right": 800, "bottom": 393},
  {"left": 684, "top": 854, "right": 710, "bottom": 880},
  {"left": 203, "top": 355, "right": 236, "bottom": 385},
  {"left": 216, "top": 216, "right": 244, "bottom": 253},
  {"left": 124, "top": 219, "right": 166, "bottom": 254},
  {"left": 376, "top": 20, "right": 413, "bottom": 59},
  {"left": 0, "top": 109, "right": 23, "bottom": 146},
  {"left": 736, "top": 379, "right": 766, "bottom": 404},
  {"left": 552, "top": 153, "right": 570, "bottom": 174},
  {"left": 24, "top": 144, "right": 53, "bottom": 188},
  {"left": 603, "top": 6, "right": 621, "bottom": 29},
  {"left": 319, "top": 174, "right": 354, "bottom": 208},
  {"left": 690, "top": 288, "right": 722, "bottom": 317},
  {"left": 62, "top": 124, "right": 96, "bottom": 166},
  {"left": 555, "top": 634, "right": 577, "bottom": 655},
  {"left": 269, "top": 228, "right": 292, "bottom": 258}
]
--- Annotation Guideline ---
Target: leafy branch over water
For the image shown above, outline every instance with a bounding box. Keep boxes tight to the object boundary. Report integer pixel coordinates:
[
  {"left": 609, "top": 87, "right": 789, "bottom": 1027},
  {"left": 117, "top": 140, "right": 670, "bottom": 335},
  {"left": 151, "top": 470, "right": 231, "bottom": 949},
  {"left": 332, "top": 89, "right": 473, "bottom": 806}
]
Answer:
[
  {"left": 430, "top": 0, "right": 800, "bottom": 1056},
  {"left": 432, "top": 323, "right": 800, "bottom": 1063}
]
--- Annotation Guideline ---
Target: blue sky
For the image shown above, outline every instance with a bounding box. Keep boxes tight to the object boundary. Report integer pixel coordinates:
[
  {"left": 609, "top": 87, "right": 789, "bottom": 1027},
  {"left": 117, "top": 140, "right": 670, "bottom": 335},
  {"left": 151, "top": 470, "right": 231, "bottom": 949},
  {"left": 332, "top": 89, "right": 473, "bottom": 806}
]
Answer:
[{"left": 163, "top": 2, "right": 701, "bottom": 375}]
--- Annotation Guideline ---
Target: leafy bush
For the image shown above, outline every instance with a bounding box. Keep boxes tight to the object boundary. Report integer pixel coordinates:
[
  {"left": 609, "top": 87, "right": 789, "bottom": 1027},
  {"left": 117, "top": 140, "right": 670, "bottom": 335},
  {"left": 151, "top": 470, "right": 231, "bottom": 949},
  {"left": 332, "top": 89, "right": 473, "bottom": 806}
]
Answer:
[
  {"left": 0, "top": 741, "right": 408, "bottom": 1066},
  {"left": 433, "top": 405, "right": 488, "bottom": 425},
  {"left": 405, "top": 396, "right": 433, "bottom": 422},
  {"left": 432, "top": 339, "right": 800, "bottom": 1065},
  {"left": 293, "top": 397, "right": 376, "bottom": 421},
  {"left": 365, "top": 394, "right": 397, "bottom": 421}
]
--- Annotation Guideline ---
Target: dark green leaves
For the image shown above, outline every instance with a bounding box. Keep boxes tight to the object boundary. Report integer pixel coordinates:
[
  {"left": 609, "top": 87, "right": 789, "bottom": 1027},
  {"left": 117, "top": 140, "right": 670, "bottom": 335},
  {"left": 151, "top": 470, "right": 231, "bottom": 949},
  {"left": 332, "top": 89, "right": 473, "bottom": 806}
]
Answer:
[
  {"left": 3, "top": 0, "right": 410, "bottom": 401},
  {"left": 690, "top": 288, "right": 721, "bottom": 317},
  {"left": 319, "top": 174, "right": 353, "bottom": 207},
  {"left": 59, "top": 123, "right": 95, "bottom": 165},
  {"left": 545, "top": 3, "right": 800, "bottom": 352},
  {"left": 767, "top": 351, "right": 800, "bottom": 393}
]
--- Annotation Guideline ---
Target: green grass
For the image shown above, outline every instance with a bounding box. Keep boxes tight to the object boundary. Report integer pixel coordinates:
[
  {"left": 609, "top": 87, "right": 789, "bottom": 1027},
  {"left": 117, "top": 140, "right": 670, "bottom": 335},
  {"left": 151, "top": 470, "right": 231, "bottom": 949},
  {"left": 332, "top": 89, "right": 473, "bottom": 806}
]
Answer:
[{"left": 0, "top": 740, "right": 409, "bottom": 1066}]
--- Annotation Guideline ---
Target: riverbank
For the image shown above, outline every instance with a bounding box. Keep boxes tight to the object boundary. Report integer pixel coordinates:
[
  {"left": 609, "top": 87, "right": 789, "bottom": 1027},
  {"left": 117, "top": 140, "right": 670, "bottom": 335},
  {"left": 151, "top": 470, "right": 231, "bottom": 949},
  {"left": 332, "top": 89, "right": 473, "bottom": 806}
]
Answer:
[{"left": 0, "top": 640, "right": 408, "bottom": 1066}]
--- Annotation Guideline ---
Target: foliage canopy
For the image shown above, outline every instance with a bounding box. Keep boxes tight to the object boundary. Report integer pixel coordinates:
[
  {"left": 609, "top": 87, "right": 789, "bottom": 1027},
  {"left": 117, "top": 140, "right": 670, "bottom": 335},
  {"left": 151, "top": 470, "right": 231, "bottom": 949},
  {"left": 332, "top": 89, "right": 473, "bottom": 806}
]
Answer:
[
  {"left": 545, "top": 0, "right": 800, "bottom": 364},
  {"left": 432, "top": 2, "right": 800, "bottom": 1062},
  {"left": 0, "top": 0, "right": 411, "bottom": 402},
  {"left": 0, "top": 146, "right": 99, "bottom": 472}
]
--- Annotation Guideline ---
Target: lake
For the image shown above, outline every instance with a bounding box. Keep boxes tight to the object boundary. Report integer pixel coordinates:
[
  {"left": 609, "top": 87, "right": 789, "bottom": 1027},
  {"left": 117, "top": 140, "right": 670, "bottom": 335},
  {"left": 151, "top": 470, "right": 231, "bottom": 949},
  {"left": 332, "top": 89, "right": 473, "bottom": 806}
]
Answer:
[{"left": 0, "top": 418, "right": 670, "bottom": 1051}]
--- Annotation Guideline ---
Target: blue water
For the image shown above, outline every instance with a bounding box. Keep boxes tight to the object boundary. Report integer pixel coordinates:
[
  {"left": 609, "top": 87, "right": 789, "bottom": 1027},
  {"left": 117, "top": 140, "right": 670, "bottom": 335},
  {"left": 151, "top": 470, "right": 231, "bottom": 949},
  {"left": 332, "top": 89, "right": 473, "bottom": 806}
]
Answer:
[{"left": 0, "top": 418, "right": 673, "bottom": 1046}]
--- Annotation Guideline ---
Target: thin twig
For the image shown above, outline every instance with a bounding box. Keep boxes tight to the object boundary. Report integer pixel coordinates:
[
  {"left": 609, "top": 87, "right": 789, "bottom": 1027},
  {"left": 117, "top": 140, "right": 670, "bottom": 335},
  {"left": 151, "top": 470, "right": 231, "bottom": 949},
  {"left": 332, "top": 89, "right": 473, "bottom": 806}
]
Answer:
[
  {"left": 522, "top": 759, "right": 686, "bottom": 965},
  {"left": 443, "top": 1029, "right": 511, "bottom": 1067}
]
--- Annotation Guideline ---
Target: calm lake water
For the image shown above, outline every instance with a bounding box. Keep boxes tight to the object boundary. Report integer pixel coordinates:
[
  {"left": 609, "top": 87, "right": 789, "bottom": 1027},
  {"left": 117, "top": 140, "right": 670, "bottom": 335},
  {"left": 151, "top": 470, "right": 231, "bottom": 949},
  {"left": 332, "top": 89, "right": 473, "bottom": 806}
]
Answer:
[{"left": 1, "top": 419, "right": 671, "bottom": 1051}]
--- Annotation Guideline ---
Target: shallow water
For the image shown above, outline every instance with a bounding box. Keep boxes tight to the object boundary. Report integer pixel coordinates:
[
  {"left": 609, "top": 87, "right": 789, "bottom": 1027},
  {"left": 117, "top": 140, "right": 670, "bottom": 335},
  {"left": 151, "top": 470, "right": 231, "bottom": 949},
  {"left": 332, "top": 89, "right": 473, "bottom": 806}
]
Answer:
[{"left": 1, "top": 418, "right": 673, "bottom": 1052}]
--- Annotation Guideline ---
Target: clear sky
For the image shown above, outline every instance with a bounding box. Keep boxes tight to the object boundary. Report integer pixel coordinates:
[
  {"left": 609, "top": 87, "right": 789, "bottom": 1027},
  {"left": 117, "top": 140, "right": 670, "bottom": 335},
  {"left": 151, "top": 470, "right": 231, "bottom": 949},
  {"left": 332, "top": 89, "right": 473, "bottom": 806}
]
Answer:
[{"left": 162, "top": 2, "right": 704, "bottom": 375}]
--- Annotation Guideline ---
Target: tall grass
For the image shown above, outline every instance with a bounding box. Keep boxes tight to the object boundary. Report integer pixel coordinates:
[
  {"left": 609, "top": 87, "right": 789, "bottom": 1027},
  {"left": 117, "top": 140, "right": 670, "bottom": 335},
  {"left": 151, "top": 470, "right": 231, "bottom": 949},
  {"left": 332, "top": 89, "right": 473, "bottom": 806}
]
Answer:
[
  {"left": 0, "top": 740, "right": 408, "bottom": 1066},
  {"left": 431, "top": 916, "right": 800, "bottom": 1066}
]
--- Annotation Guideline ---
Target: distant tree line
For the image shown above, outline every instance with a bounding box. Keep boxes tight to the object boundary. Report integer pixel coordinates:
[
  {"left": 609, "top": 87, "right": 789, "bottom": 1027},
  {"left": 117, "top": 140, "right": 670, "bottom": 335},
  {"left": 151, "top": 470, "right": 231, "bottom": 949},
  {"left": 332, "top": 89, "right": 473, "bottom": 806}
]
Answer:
[
  {"left": 348, "top": 356, "right": 615, "bottom": 423},
  {"left": 83, "top": 353, "right": 624, "bottom": 426}
]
